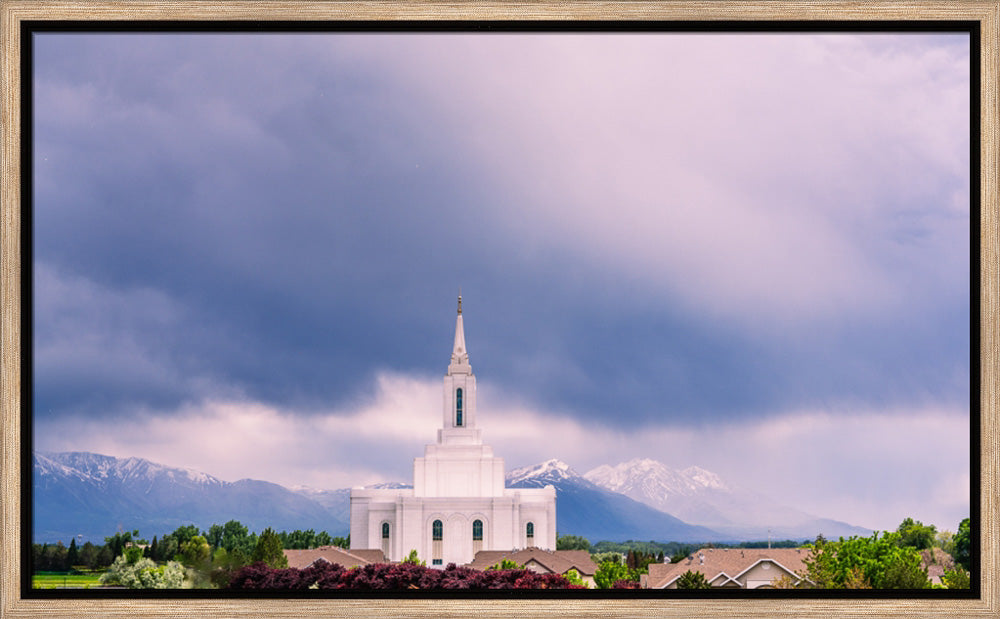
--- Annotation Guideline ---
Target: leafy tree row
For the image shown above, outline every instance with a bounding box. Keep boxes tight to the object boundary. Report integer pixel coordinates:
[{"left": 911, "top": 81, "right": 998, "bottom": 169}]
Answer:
[
  {"left": 32, "top": 530, "right": 144, "bottom": 572},
  {"left": 35, "top": 520, "right": 344, "bottom": 580},
  {"left": 800, "top": 530, "right": 948, "bottom": 589}
]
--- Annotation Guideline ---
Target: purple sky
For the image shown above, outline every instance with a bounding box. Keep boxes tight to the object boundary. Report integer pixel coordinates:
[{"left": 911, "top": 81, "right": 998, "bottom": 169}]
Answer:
[{"left": 32, "top": 32, "right": 971, "bottom": 532}]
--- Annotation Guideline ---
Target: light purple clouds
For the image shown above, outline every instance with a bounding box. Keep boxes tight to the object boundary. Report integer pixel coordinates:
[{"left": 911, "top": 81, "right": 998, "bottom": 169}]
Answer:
[
  {"left": 34, "top": 373, "right": 969, "bottom": 531},
  {"left": 374, "top": 34, "right": 970, "bottom": 325},
  {"left": 31, "top": 32, "right": 972, "bottom": 532}
]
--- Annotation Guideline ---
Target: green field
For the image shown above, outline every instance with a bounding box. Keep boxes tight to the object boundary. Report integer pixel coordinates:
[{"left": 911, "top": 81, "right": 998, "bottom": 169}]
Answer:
[{"left": 32, "top": 572, "right": 104, "bottom": 589}]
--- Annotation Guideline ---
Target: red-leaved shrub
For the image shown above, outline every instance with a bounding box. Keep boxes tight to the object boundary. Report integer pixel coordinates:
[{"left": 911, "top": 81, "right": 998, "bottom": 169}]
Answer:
[{"left": 229, "top": 561, "right": 587, "bottom": 590}]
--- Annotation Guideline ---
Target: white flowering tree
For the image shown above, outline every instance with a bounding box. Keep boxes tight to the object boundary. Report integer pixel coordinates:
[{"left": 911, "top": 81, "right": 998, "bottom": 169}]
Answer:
[{"left": 100, "top": 554, "right": 184, "bottom": 589}]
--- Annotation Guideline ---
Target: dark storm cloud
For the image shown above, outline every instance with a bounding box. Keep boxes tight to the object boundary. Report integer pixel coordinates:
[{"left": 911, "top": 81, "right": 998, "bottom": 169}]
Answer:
[{"left": 32, "top": 33, "right": 971, "bottom": 430}]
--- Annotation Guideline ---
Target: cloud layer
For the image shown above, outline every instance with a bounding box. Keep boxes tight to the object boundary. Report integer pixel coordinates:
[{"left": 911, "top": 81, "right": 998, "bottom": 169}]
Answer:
[
  {"left": 31, "top": 32, "right": 972, "bottom": 532},
  {"left": 35, "top": 371, "right": 969, "bottom": 532}
]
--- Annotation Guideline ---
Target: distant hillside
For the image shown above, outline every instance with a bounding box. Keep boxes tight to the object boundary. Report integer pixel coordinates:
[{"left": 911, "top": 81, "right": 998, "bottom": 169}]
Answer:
[
  {"left": 34, "top": 452, "right": 348, "bottom": 542},
  {"left": 506, "top": 459, "right": 729, "bottom": 543},
  {"left": 33, "top": 451, "right": 868, "bottom": 545},
  {"left": 584, "top": 458, "right": 871, "bottom": 541}
]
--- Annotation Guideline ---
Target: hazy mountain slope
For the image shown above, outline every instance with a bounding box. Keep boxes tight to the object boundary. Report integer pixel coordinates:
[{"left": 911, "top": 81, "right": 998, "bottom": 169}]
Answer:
[
  {"left": 33, "top": 452, "right": 348, "bottom": 542},
  {"left": 584, "top": 458, "right": 871, "bottom": 540},
  {"left": 506, "top": 459, "right": 728, "bottom": 543}
]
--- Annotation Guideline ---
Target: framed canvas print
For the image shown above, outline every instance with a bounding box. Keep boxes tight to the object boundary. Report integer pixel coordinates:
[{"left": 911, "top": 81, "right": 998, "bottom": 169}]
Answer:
[{"left": 1, "top": 1, "right": 997, "bottom": 618}]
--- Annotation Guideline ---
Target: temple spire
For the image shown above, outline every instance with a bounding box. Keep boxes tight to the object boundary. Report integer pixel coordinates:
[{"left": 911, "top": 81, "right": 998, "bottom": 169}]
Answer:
[{"left": 450, "top": 293, "right": 469, "bottom": 369}]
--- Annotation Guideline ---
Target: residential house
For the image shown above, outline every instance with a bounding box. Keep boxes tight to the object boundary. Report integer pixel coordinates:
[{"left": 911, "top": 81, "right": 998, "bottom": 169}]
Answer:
[
  {"left": 283, "top": 545, "right": 385, "bottom": 569},
  {"left": 466, "top": 548, "right": 598, "bottom": 587},
  {"left": 920, "top": 547, "right": 955, "bottom": 586},
  {"left": 643, "top": 547, "right": 813, "bottom": 589}
]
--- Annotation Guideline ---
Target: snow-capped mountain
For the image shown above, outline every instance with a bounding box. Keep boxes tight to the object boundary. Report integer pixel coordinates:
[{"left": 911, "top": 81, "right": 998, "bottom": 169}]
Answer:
[
  {"left": 507, "top": 458, "right": 585, "bottom": 487},
  {"left": 34, "top": 452, "right": 348, "bottom": 543},
  {"left": 586, "top": 459, "right": 728, "bottom": 499},
  {"left": 505, "top": 459, "right": 727, "bottom": 543},
  {"left": 584, "top": 458, "right": 870, "bottom": 541},
  {"left": 33, "top": 452, "right": 867, "bottom": 545}
]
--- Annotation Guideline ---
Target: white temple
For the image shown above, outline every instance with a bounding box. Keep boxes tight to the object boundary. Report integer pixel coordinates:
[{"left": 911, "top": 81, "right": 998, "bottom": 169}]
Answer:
[{"left": 349, "top": 295, "right": 557, "bottom": 566}]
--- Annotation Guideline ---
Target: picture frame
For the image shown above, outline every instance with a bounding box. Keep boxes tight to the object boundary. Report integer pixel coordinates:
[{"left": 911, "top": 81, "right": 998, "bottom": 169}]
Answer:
[{"left": 2, "top": 1, "right": 996, "bottom": 617}]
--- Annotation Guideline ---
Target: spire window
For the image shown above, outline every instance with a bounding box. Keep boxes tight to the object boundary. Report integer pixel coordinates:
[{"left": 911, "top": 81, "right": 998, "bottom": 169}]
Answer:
[
  {"left": 526, "top": 522, "right": 534, "bottom": 546},
  {"left": 456, "top": 388, "right": 463, "bottom": 426}
]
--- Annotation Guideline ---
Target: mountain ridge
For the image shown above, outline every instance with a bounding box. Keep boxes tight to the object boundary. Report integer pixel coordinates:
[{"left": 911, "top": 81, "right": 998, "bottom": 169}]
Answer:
[
  {"left": 32, "top": 451, "right": 869, "bottom": 544},
  {"left": 583, "top": 457, "right": 871, "bottom": 540}
]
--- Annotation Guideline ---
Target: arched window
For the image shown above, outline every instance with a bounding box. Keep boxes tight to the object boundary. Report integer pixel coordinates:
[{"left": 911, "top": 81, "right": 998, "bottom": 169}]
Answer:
[
  {"left": 472, "top": 520, "right": 483, "bottom": 541},
  {"left": 432, "top": 519, "right": 443, "bottom": 565},
  {"left": 526, "top": 522, "right": 534, "bottom": 546},
  {"left": 472, "top": 519, "right": 483, "bottom": 555},
  {"left": 456, "top": 388, "right": 463, "bottom": 426},
  {"left": 381, "top": 522, "right": 391, "bottom": 557}
]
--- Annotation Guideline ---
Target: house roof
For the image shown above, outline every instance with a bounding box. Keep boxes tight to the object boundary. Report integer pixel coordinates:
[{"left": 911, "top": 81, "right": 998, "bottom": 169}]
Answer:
[
  {"left": 466, "top": 548, "right": 598, "bottom": 576},
  {"left": 646, "top": 548, "right": 813, "bottom": 589},
  {"left": 283, "top": 545, "right": 384, "bottom": 569},
  {"left": 920, "top": 547, "right": 955, "bottom": 586}
]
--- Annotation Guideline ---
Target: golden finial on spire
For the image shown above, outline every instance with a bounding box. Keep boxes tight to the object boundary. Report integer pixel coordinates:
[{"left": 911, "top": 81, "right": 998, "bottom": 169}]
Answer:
[{"left": 457, "top": 288, "right": 462, "bottom": 315}]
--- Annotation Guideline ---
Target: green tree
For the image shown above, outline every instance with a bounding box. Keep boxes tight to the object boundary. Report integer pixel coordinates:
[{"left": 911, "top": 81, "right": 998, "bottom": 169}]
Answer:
[
  {"left": 675, "top": 570, "right": 712, "bottom": 589},
  {"left": 220, "top": 520, "right": 254, "bottom": 555},
  {"left": 881, "top": 559, "right": 931, "bottom": 589},
  {"left": 180, "top": 535, "right": 211, "bottom": 567},
  {"left": 556, "top": 534, "right": 591, "bottom": 552},
  {"left": 935, "top": 530, "right": 955, "bottom": 556},
  {"left": 896, "top": 517, "right": 937, "bottom": 550},
  {"left": 251, "top": 528, "right": 288, "bottom": 568},
  {"left": 123, "top": 545, "right": 144, "bottom": 564},
  {"left": 843, "top": 566, "right": 872, "bottom": 589},
  {"left": 37, "top": 542, "right": 69, "bottom": 571},
  {"left": 171, "top": 524, "right": 200, "bottom": 547},
  {"left": 952, "top": 518, "right": 971, "bottom": 571},
  {"left": 332, "top": 535, "right": 349, "bottom": 549},
  {"left": 79, "top": 542, "right": 100, "bottom": 570},
  {"left": 590, "top": 551, "right": 622, "bottom": 566},
  {"left": 594, "top": 560, "right": 638, "bottom": 589},
  {"left": 66, "top": 538, "right": 79, "bottom": 568},
  {"left": 803, "top": 532, "right": 929, "bottom": 589},
  {"left": 154, "top": 535, "right": 179, "bottom": 563},
  {"left": 942, "top": 566, "right": 971, "bottom": 589},
  {"left": 634, "top": 551, "right": 656, "bottom": 573},
  {"left": 281, "top": 528, "right": 321, "bottom": 549},
  {"left": 402, "top": 549, "right": 425, "bottom": 566},
  {"left": 205, "top": 524, "right": 223, "bottom": 550},
  {"left": 96, "top": 544, "right": 114, "bottom": 568},
  {"left": 104, "top": 531, "right": 135, "bottom": 559},
  {"left": 563, "top": 568, "right": 588, "bottom": 588}
]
